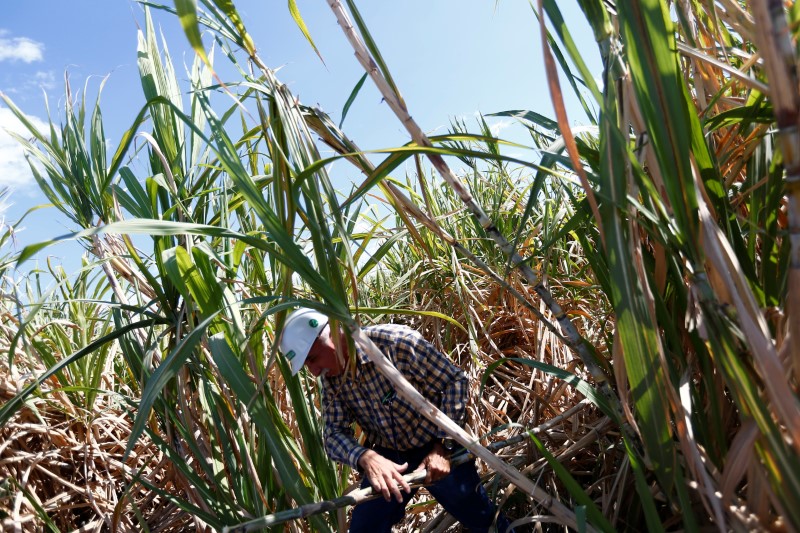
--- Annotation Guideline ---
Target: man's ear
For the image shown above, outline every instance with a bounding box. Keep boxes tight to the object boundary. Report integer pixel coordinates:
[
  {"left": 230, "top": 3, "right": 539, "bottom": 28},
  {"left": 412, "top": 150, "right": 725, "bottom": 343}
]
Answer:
[{"left": 330, "top": 324, "right": 355, "bottom": 375}]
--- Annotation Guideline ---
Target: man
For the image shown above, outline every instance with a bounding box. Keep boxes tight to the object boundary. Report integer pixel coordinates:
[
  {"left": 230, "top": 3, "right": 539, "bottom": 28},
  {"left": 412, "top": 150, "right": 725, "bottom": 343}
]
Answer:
[{"left": 280, "top": 307, "right": 512, "bottom": 532}]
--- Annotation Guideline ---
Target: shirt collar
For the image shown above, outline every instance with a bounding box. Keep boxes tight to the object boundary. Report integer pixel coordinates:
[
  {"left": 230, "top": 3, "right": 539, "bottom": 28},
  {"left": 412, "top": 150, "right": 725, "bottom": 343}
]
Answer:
[{"left": 321, "top": 344, "right": 372, "bottom": 386}]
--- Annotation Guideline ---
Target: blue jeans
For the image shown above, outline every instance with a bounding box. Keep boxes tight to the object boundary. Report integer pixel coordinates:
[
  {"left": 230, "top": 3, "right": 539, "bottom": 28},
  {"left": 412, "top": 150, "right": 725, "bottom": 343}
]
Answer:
[{"left": 349, "top": 443, "right": 513, "bottom": 532}]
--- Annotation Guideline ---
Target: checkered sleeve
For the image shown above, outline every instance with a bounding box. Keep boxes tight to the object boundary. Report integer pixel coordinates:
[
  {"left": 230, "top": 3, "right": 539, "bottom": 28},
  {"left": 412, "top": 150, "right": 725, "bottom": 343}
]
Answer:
[
  {"left": 395, "top": 328, "right": 468, "bottom": 439},
  {"left": 321, "top": 384, "right": 368, "bottom": 469}
]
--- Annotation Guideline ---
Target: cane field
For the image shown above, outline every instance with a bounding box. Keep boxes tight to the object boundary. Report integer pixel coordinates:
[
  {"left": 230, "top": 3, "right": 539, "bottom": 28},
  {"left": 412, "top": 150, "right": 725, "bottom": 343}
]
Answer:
[{"left": 1, "top": 0, "right": 799, "bottom": 531}]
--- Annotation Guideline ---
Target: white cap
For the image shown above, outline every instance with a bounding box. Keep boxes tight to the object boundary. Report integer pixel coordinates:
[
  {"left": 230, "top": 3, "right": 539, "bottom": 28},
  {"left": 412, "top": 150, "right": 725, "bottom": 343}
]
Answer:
[{"left": 279, "top": 308, "right": 329, "bottom": 375}]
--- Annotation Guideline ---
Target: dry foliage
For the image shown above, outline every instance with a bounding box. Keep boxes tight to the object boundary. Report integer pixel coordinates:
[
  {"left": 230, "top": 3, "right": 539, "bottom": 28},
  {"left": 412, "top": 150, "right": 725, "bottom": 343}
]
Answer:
[{"left": 0, "top": 362, "right": 190, "bottom": 532}]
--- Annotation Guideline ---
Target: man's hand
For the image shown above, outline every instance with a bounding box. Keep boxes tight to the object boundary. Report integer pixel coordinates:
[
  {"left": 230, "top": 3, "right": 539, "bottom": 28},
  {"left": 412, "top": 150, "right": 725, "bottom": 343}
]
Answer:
[
  {"left": 415, "top": 442, "right": 451, "bottom": 484},
  {"left": 358, "top": 450, "right": 412, "bottom": 502}
]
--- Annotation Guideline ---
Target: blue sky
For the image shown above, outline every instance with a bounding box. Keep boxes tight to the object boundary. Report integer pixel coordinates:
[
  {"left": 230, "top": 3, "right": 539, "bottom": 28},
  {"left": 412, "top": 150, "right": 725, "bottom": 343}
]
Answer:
[{"left": 0, "top": 0, "right": 599, "bottom": 273}]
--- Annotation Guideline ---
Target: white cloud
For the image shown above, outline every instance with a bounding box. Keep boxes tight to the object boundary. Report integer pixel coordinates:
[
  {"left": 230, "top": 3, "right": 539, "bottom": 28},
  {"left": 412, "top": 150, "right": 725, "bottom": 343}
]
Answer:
[
  {"left": 0, "top": 191, "right": 10, "bottom": 218},
  {"left": 0, "top": 106, "right": 49, "bottom": 190},
  {"left": 33, "top": 71, "right": 56, "bottom": 91},
  {"left": 0, "top": 32, "right": 44, "bottom": 63},
  {"left": 2, "top": 70, "right": 58, "bottom": 97},
  {"left": 489, "top": 118, "right": 514, "bottom": 136}
]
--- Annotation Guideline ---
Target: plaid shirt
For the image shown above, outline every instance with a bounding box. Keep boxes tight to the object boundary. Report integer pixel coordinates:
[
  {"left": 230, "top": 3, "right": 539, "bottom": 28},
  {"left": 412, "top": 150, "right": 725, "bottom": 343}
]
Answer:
[{"left": 320, "top": 324, "right": 468, "bottom": 469}]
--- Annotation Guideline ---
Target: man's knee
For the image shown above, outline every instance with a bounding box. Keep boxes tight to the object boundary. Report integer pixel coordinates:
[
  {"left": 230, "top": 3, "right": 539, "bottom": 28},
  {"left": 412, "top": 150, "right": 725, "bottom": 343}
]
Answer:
[
  {"left": 349, "top": 482, "right": 417, "bottom": 533},
  {"left": 427, "top": 461, "right": 502, "bottom": 530},
  {"left": 350, "top": 500, "right": 405, "bottom": 533}
]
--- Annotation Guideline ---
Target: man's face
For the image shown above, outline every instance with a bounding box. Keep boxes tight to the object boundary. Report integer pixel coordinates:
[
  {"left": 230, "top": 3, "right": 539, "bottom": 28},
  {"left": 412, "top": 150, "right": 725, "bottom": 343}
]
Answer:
[{"left": 304, "top": 327, "right": 346, "bottom": 378}]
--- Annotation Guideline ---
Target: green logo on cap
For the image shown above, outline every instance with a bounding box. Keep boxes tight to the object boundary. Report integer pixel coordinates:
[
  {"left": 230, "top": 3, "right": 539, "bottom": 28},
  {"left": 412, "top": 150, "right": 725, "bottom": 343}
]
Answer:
[
  {"left": 286, "top": 350, "right": 296, "bottom": 361},
  {"left": 309, "top": 319, "right": 318, "bottom": 327}
]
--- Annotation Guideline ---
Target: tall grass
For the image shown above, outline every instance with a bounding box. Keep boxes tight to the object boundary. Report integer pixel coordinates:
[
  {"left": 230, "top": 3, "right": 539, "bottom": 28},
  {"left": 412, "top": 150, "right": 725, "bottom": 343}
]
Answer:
[{"left": 1, "top": 0, "right": 798, "bottom": 531}]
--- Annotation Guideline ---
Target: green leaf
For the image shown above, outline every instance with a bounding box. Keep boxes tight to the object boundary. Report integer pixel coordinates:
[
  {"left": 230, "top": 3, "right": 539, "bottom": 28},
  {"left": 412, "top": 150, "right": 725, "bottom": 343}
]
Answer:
[
  {"left": 288, "top": 0, "right": 323, "bottom": 63},
  {"left": 488, "top": 109, "right": 559, "bottom": 132},
  {"left": 339, "top": 73, "right": 368, "bottom": 128},
  {"left": 596, "top": 41, "right": 691, "bottom": 529},
  {"left": 162, "top": 246, "right": 224, "bottom": 321},
  {"left": 174, "top": 0, "right": 213, "bottom": 68},
  {"left": 617, "top": 0, "right": 699, "bottom": 253},
  {"left": 210, "top": 0, "right": 256, "bottom": 55}
]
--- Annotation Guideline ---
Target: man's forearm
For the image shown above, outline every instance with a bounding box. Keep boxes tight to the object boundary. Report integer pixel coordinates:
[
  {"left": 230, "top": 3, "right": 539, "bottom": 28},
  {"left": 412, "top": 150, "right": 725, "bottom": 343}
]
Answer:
[{"left": 325, "top": 429, "right": 369, "bottom": 469}]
